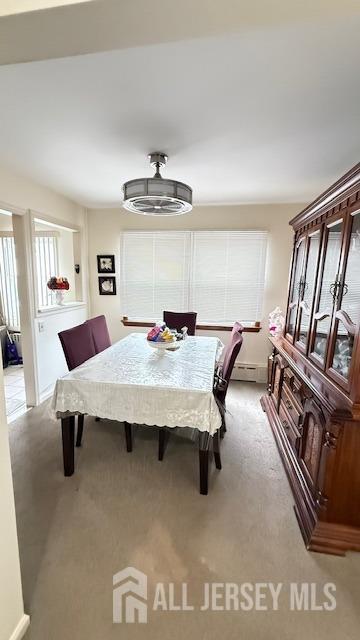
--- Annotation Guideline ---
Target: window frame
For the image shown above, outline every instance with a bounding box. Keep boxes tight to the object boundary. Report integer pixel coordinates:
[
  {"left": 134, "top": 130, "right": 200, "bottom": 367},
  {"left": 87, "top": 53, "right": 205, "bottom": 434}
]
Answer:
[
  {"left": 35, "top": 232, "right": 59, "bottom": 310},
  {"left": 29, "top": 212, "right": 85, "bottom": 316}
]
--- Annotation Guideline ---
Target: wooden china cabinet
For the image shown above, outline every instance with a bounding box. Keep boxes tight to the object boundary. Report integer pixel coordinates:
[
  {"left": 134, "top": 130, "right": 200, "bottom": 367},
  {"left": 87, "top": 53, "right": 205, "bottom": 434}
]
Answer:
[{"left": 261, "top": 163, "right": 360, "bottom": 555}]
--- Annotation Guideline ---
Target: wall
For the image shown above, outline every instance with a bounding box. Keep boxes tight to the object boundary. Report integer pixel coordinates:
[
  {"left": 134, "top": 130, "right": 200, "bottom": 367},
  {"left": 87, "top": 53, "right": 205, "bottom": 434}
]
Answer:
[
  {"left": 0, "top": 166, "right": 89, "bottom": 639},
  {"left": 34, "top": 305, "right": 87, "bottom": 398},
  {"left": 0, "top": 163, "right": 84, "bottom": 227},
  {"left": 88, "top": 203, "right": 304, "bottom": 367},
  {"left": 0, "top": 164, "right": 89, "bottom": 401},
  {"left": 57, "top": 228, "right": 76, "bottom": 302},
  {"left": 0, "top": 368, "right": 29, "bottom": 640},
  {"left": 0, "top": 213, "right": 13, "bottom": 231}
]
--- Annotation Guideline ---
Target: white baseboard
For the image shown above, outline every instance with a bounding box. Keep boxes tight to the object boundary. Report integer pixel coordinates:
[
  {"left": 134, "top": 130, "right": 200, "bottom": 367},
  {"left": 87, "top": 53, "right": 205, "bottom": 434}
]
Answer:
[
  {"left": 39, "top": 384, "right": 55, "bottom": 404},
  {"left": 9, "top": 614, "right": 30, "bottom": 640}
]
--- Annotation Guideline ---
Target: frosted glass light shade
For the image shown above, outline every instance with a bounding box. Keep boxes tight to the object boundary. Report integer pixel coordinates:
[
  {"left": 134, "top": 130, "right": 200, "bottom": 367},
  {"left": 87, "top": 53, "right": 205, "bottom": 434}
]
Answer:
[{"left": 123, "top": 178, "right": 192, "bottom": 216}]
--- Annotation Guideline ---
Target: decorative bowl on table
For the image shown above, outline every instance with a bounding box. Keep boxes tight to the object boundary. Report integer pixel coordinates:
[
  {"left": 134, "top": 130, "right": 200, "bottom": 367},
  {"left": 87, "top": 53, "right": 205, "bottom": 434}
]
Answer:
[{"left": 146, "top": 324, "right": 183, "bottom": 351}]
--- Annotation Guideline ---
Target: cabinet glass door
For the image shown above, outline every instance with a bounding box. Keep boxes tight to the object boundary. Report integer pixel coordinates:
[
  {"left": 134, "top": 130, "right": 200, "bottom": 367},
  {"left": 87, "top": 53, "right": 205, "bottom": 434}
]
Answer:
[
  {"left": 328, "top": 211, "right": 360, "bottom": 384},
  {"left": 286, "top": 236, "right": 306, "bottom": 340},
  {"left": 296, "top": 229, "right": 321, "bottom": 351},
  {"left": 310, "top": 218, "right": 344, "bottom": 367}
]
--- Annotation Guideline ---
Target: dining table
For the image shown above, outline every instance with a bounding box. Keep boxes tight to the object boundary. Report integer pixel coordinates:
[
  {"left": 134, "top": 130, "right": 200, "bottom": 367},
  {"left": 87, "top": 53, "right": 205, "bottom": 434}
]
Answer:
[{"left": 52, "top": 332, "right": 224, "bottom": 494}]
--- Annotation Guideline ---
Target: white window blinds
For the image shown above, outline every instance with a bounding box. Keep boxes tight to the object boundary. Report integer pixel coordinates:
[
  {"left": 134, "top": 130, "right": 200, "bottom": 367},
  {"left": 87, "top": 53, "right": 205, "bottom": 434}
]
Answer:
[
  {"left": 35, "top": 235, "right": 59, "bottom": 308},
  {"left": 191, "top": 231, "right": 268, "bottom": 323},
  {"left": 0, "top": 236, "right": 20, "bottom": 330},
  {"left": 121, "top": 230, "right": 268, "bottom": 324},
  {"left": 121, "top": 231, "right": 191, "bottom": 321}
]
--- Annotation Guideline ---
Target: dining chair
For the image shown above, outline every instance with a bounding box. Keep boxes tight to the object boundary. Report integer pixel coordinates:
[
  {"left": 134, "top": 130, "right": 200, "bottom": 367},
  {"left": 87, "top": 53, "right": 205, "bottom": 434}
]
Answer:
[
  {"left": 215, "top": 321, "right": 244, "bottom": 437},
  {"left": 58, "top": 322, "right": 96, "bottom": 447},
  {"left": 163, "top": 311, "right": 197, "bottom": 336},
  {"left": 86, "top": 315, "right": 111, "bottom": 353},
  {"left": 157, "top": 324, "right": 243, "bottom": 491},
  {"left": 158, "top": 323, "right": 243, "bottom": 463}
]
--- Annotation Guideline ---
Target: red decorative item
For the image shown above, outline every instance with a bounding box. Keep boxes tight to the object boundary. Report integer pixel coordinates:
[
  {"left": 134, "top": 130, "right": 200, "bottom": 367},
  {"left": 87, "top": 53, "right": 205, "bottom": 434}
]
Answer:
[
  {"left": 47, "top": 277, "right": 70, "bottom": 291},
  {"left": 47, "top": 277, "right": 70, "bottom": 305}
]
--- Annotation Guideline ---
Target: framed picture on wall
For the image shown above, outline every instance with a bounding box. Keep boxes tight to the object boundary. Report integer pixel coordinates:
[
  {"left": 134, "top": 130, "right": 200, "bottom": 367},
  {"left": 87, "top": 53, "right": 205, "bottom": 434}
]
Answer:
[
  {"left": 97, "top": 254, "right": 115, "bottom": 273},
  {"left": 98, "top": 276, "right": 116, "bottom": 295}
]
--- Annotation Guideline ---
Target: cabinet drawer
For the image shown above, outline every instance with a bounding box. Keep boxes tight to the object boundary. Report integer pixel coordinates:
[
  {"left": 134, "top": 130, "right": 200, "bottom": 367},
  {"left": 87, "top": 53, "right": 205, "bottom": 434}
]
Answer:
[
  {"left": 279, "top": 403, "right": 300, "bottom": 453},
  {"left": 282, "top": 385, "right": 302, "bottom": 428}
]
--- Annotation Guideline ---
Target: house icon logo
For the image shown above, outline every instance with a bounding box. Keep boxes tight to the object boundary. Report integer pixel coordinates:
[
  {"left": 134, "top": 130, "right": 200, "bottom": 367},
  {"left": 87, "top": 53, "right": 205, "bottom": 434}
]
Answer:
[{"left": 113, "top": 567, "right": 148, "bottom": 623}]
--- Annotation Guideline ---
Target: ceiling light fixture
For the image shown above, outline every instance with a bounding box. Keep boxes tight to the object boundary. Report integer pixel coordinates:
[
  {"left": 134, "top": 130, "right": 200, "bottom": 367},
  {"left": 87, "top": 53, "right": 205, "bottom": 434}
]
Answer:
[{"left": 122, "top": 153, "right": 192, "bottom": 216}]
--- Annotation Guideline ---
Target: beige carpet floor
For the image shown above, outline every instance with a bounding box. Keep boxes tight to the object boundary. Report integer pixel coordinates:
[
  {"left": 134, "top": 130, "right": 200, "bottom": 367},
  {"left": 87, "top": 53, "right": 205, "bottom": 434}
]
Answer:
[{"left": 8, "top": 382, "right": 360, "bottom": 639}]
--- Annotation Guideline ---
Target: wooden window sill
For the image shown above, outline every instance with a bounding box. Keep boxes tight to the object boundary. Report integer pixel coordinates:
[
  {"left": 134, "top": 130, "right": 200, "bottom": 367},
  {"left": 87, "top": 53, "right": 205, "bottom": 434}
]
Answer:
[{"left": 121, "top": 317, "right": 261, "bottom": 333}]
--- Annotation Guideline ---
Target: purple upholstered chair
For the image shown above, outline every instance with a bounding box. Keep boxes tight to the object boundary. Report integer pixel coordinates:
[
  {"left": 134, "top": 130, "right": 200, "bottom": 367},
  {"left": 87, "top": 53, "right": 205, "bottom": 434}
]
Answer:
[
  {"left": 158, "top": 321, "right": 243, "bottom": 492},
  {"left": 59, "top": 322, "right": 96, "bottom": 371},
  {"left": 86, "top": 315, "right": 111, "bottom": 353},
  {"left": 163, "top": 311, "right": 197, "bottom": 336},
  {"left": 216, "top": 322, "right": 244, "bottom": 436},
  {"left": 58, "top": 322, "right": 96, "bottom": 447}
]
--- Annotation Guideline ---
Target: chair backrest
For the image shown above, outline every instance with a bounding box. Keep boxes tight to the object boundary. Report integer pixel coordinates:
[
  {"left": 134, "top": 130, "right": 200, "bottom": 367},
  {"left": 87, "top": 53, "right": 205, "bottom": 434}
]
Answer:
[
  {"left": 86, "top": 315, "right": 111, "bottom": 354},
  {"left": 163, "top": 311, "right": 197, "bottom": 336},
  {"left": 231, "top": 321, "right": 244, "bottom": 340},
  {"left": 58, "top": 322, "right": 96, "bottom": 371},
  {"left": 219, "top": 322, "right": 244, "bottom": 398}
]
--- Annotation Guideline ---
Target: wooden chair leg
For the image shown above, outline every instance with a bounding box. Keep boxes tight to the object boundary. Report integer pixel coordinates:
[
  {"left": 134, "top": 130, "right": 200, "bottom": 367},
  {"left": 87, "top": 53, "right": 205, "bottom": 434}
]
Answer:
[
  {"left": 199, "top": 432, "right": 210, "bottom": 495},
  {"left": 220, "top": 414, "right": 226, "bottom": 439},
  {"left": 124, "top": 421, "right": 132, "bottom": 452},
  {"left": 213, "top": 429, "right": 222, "bottom": 470},
  {"left": 76, "top": 414, "right": 84, "bottom": 447},
  {"left": 61, "top": 416, "right": 75, "bottom": 476},
  {"left": 158, "top": 428, "right": 169, "bottom": 461}
]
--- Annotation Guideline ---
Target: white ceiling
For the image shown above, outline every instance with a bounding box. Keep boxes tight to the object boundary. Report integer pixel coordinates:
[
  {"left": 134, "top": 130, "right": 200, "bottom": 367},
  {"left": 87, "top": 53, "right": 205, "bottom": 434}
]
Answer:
[
  {"left": 0, "top": 8, "right": 359, "bottom": 208},
  {"left": 0, "top": 0, "right": 93, "bottom": 17}
]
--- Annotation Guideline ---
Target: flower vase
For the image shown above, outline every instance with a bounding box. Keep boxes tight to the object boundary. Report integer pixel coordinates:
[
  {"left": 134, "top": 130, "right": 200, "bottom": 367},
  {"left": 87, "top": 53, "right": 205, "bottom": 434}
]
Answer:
[{"left": 55, "top": 289, "right": 64, "bottom": 306}]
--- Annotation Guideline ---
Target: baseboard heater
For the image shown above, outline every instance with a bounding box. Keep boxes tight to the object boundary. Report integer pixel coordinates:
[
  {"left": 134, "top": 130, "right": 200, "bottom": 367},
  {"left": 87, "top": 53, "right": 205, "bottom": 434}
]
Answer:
[{"left": 231, "top": 363, "right": 267, "bottom": 383}]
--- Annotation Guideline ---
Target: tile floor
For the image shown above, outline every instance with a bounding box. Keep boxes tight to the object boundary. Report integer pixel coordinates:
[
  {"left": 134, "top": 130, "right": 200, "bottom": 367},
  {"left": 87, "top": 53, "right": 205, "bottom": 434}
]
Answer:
[{"left": 3, "top": 364, "right": 27, "bottom": 420}]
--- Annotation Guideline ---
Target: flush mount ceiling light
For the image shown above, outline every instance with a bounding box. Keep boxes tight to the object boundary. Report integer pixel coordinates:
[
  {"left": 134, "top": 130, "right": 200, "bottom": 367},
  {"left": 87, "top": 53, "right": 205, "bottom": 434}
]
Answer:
[{"left": 122, "top": 153, "right": 192, "bottom": 216}]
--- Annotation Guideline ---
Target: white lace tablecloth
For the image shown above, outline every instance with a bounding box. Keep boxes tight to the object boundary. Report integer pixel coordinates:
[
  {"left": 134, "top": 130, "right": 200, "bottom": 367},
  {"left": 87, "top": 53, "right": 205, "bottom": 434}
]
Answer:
[{"left": 52, "top": 333, "right": 223, "bottom": 435}]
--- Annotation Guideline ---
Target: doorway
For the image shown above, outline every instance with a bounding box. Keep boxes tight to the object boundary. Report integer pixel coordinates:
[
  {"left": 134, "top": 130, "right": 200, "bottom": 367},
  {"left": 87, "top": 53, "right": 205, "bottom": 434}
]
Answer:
[{"left": 0, "top": 208, "right": 28, "bottom": 420}]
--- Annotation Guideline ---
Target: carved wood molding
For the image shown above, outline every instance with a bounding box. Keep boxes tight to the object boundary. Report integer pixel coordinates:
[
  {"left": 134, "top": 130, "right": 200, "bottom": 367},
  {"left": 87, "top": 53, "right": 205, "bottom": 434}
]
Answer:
[
  {"left": 300, "top": 300, "right": 311, "bottom": 314},
  {"left": 290, "top": 162, "right": 360, "bottom": 232},
  {"left": 324, "top": 430, "right": 339, "bottom": 450},
  {"left": 335, "top": 310, "right": 356, "bottom": 336},
  {"left": 313, "top": 310, "right": 331, "bottom": 321},
  {"left": 274, "top": 353, "right": 287, "bottom": 369}
]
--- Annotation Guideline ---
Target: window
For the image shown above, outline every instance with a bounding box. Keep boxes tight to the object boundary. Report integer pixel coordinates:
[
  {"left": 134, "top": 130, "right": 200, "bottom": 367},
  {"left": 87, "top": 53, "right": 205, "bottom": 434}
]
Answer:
[
  {"left": 191, "top": 231, "right": 268, "bottom": 323},
  {"left": 35, "top": 235, "right": 59, "bottom": 308},
  {"left": 121, "top": 232, "right": 190, "bottom": 320},
  {"left": 0, "top": 236, "right": 20, "bottom": 330},
  {"left": 121, "top": 230, "right": 268, "bottom": 325}
]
